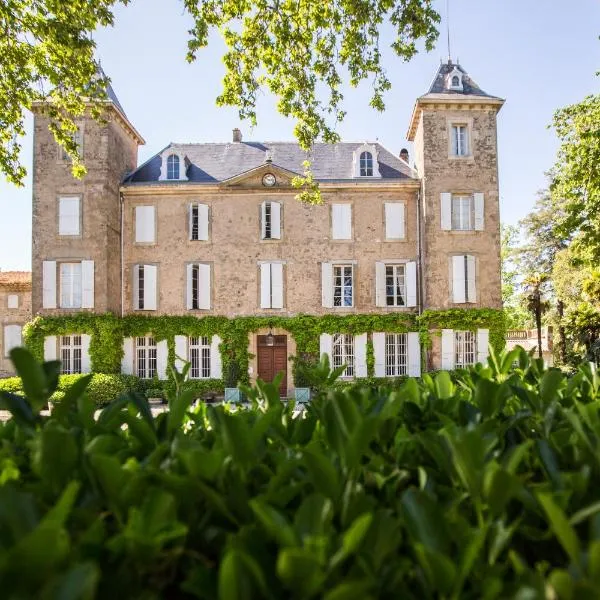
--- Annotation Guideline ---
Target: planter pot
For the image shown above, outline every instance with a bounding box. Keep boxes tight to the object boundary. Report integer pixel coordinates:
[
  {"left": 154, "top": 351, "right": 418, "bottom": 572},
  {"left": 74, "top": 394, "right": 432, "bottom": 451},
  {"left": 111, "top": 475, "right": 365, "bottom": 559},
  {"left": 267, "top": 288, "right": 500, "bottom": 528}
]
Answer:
[
  {"left": 224, "top": 388, "right": 242, "bottom": 403},
  {"left": 294, "top": 388, "right": 311, "bottom": 404}
]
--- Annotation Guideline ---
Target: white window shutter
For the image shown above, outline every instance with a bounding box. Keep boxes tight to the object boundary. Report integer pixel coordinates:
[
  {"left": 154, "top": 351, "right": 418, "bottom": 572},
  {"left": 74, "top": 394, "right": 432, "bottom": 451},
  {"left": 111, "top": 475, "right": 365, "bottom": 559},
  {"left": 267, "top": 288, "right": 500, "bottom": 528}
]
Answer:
[
  {"left": 210, "top": 335, "right": 222, "bottom": 379},
  {"left": 174, "top": 335, "right": 188, "bottom": 373},
  {"left": 271, "top": 263, "right": 284, "bottom": 308},
  {"left": 44, "top": 336, "right": 57, "bottom": 361},
  {"left": 7, "top": 295, "right": 18, "bottom": 309},
  {"left": 59, "top": 197, "right": 80, "bottom": 235},
  {"left": 385, "top": 203, "right": 405, "bottom": 239},
  {"left": 121, "top": 337, "right": 134, "bottom": 375},
  {"left": 407, "top": 332, "right": 421, "bottom": 377},
  {"left": 406, "top": 261, "right": 417, "bottom": 307},
  {"left": 332, "top": 204, "right": 351, "bottom": 239},
  {"left": 319, "top": 334, "right": 332, "bottom": 363},
  {"left": 4, "top": 325, "right": 22, "bottom": 357},
  {"left": 260, "top": 202, "right": 267, "bottom": 239},
  {"left": 186, "top": 264, "right": 194, "bottom": 310},
  {"left": 466, "top": 255, "right": 477, "bottom": 303},
  {"left": 372, "top": 332, "right": 385, "bottom": 377},
  {"left": 474, "top": 193, "right": 485, "bottom": 231},
  {"left": 321, "top": 263, "right": 333, "bottom": 308},
  {"left": 441, "top": 329, "right": 455, "bottom": 370},
  {"left": 198, "top": 264, "right": 211, "bottom": 309},
  {"left": 271, "top": 202, "right": 281, "bottom": 239},
  {"left": 477, "top": 329, "right": 490, "bottom": 364},
  {"left": 198, "top": 204, "right": 209, "bottom": 241},
  {"left": 80, "top": 334, "right": 91, "bottom": 373},
  {"left": 441, "top": 193, "right": 452, "bottom": 230},
  {"left": 42, "top": 261, "right": 57, "bottom": 309},
  {"left": 452, "top": 256, "right": 466, "bottom": 303},
  {"left": 260, "top": 263, "right": 271, "bottom": 308},
  {"left": 156, "top": 340, "right": 168, "bottom": 380},
  {"left": 144, "top": 265, "right": 157, "bottom": 311},
  {"left": 355, "top": 333, "right": 367, "bottom": 378},
  {"left": 135, "top": 206, "right": 155, "bottom": 243},
  {"left": 375, "top": 262, "right": 386, "bottom": 307},
  {"left": 188, "top": 204, "right": 194, "bottom": 240},
  {"left": 81, "top": 260, "right": 94, "bottom": 309}
]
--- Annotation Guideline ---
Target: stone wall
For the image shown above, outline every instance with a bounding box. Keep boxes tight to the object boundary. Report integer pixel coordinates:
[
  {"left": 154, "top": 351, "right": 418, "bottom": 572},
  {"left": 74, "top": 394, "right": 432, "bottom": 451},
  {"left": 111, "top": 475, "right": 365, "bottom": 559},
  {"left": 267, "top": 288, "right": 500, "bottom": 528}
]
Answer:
[{"left": 0, "top": 283, "right": 32, "bottom": 377}]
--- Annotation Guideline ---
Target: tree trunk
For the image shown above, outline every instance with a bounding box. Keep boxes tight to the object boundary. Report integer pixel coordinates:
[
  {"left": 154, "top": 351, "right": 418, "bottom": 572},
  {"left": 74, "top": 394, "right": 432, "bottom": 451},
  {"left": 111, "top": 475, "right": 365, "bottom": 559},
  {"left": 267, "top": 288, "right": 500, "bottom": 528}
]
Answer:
[
  {"left": 557, "top": 299, "right": 566, "bottom": 365},
  {"left": 536, "top": 296, "right": 543, "bottom": 360}
]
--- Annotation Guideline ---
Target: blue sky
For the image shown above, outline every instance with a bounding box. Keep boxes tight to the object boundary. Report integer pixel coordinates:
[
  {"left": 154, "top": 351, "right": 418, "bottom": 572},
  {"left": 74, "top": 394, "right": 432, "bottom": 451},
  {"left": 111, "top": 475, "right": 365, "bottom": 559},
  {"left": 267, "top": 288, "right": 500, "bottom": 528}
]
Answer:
[{"left": 0, "top": 0, "right": 599, "bottom": 270}]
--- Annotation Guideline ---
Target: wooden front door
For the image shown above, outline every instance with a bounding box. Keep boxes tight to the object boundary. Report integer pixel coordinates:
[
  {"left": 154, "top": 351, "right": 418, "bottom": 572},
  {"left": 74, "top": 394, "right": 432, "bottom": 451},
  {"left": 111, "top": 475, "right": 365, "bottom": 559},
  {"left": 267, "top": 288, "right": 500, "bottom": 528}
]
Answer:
[{"left": 257, "top": 335, "right": 287, "bottom": 397}]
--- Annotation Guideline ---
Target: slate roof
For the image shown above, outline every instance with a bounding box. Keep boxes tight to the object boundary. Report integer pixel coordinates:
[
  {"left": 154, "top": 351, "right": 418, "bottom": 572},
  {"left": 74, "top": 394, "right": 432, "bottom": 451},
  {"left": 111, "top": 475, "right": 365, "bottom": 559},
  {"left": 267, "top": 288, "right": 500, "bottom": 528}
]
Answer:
[
  {"left": 0, "top": 271, "right": 32, "bottom": 289},
  {"left": 424, "top": 61, "right": 500, "bottom": 99},
  {"left": 124, "top": 142, "right": 416, "bottom": 184},
  {"left": 96, "top": 64, "right": 127, "bottom": 117}
]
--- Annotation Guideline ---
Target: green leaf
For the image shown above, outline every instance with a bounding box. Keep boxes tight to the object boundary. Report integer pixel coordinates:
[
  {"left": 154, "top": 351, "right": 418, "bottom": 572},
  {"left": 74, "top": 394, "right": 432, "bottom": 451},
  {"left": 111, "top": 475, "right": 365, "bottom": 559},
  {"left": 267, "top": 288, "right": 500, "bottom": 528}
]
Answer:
[
  {"left": 9, "top": 347, "right": 50, "bottom": 411},
  {"left": 218, "top": 549, "right": 264, "bottom": 600},
  {"left": 400, "top": 488, "right": 449, "bottom": 554},
  {"left": 43, "top": 561, "right": 99, "bottom": 600},
  {"left": 126, "top": 390, "right": 156, "bottom": 434},
  {"left": 302, "top": 446, "right": 340, "bottom": 500},
  {"left": 168, "top": 389, "right": 196, "bottom": 436},
  {"left": 540, "top": 369, "right": 564, "bottom": 404},
  {"left": 434, "top": 370, "right": 454, "bottom": 399},
  {"left": 323, "top": 582, "right": 374, "bottom": 600},
  {"left": 250, "top": 499, "right": 297, "bottom": 547},
  {"left": 52, "top": 374, "right": 92, "bottom": 422},
  {"left": 331, "top": 512, "right": 373, "bottom": 568},
  {"left": 0, "top": 390, "right": 37, "bottom": 428},
  {"left": 277, "top": 547, "right": 325, "bottom": 596}
]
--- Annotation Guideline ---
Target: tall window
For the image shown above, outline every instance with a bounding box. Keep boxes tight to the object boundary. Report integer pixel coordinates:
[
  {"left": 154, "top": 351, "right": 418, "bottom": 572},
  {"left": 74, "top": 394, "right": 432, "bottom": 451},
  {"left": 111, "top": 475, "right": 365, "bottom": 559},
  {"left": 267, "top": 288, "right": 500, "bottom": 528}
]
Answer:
[
  {"left": 136, "top": 336, "right": 157, "bottom": 379},
  {"left": 58, "top": 196, "right": 81, "bottom": 236},
  {"left": 332, "top": 334, "right": 354, "bottom": 377},
  {"left": 60, "top": 262, "right": 82, "bottom": 308},
  {"left": 167, "top": 154, "right": 180, "bottom": 180},
  {"left": 189, "top": 336, "right": 211, "bottom": 379},
  {"left": 263, "top": 202, "right": 272, "bottom": 238},
  {"left": 60, "top": 335, "right": 82, "bottom": 374},
  {"left": 333, "top": 265, "right": 353, "bottom": 307},
  {"left": 451, "top": 75, "right": 460, "bottom": 87},
  {"left": 190, "top": 204, "right": 200, "bottom": 240},
  {"left": 138, "top": 266, "right": 145, "bottom": 310},
  {"left": 451, "top": 124, "right": 469, "bottom": 156},
  {"left": 386, "top": 265, "right": 406, "bottom": 306},
  {"left": 385, "top": 333, "right": 407, "bottom": 376},
  {"left": 61, "top": 128, "right": 83, "bottom": 160},
  {"left": 455, "top": 331, "right": 476, "bottom": 368},
  {"left": 451, "top": 195, "right": 473, "bottom": 230},
  {"left": 359, "top": 151, "right": 373, "bottom": 176},
  {"left": 191, "top": 264, "right": 200, "bottom": 310}
]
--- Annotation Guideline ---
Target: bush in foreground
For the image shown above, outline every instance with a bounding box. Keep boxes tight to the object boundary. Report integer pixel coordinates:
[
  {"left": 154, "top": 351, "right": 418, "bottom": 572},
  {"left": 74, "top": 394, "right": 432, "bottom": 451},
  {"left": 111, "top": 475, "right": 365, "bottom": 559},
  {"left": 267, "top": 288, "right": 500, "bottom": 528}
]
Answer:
[{"left": 0, "top": 348, "right": 600, "bottom": 598}]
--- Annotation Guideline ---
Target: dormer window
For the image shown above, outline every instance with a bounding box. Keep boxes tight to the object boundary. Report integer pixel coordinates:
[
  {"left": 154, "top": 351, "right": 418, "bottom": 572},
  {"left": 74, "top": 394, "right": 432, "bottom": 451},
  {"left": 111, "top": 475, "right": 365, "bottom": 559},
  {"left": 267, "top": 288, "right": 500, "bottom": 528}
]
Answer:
[
  {"left": 353, "top": 144, "right": 381, "bottom": 178},
  {"left": 359, "top": 152, "right": 373, "bottom": 177},
  {"left": 447, "top": 67, "right": 463, "bottom": 91},
  {"left": 167, "top": 154, "right": 180, "bottom": 180}
]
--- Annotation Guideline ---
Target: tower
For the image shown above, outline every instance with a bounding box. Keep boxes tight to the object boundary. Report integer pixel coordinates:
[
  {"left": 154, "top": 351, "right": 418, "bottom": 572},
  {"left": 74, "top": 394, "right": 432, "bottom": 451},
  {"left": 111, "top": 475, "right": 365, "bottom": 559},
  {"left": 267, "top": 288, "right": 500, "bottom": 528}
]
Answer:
[
  {"left": 31, "top": 71, "right": 144, "bottom": 316},
  {"left": 407, "top": 60, "right": 504, "bottom": 311}
]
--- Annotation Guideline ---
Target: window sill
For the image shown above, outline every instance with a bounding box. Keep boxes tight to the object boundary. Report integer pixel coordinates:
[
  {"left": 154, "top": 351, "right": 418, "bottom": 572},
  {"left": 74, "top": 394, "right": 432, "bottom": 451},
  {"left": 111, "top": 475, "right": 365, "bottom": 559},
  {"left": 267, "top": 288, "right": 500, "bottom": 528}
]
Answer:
[
  {"left": 133, "top": 242, "right": 157, "bottom": 246},
  {"left": 447, "top": 155, "right": 475, "bottom": 161}
]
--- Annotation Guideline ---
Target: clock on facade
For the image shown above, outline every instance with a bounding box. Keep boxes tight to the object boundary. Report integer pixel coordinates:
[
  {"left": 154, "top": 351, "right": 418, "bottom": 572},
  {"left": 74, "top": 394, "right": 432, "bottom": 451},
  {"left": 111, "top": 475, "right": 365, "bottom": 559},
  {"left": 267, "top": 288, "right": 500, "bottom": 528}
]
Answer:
[{"left": 262, "top": 173, "right": 276, "bottom": 187}]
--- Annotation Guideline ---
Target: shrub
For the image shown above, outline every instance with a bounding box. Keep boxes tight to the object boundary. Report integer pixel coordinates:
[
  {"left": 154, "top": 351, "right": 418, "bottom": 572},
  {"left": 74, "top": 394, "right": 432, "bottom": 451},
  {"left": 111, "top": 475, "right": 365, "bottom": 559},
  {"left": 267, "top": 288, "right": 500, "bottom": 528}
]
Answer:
[
  {"left": 0, "top": 377, "right": 22, "bottom": 394},
  {"left": 1, "top": 347, "right": 600, "bottom": 598}
]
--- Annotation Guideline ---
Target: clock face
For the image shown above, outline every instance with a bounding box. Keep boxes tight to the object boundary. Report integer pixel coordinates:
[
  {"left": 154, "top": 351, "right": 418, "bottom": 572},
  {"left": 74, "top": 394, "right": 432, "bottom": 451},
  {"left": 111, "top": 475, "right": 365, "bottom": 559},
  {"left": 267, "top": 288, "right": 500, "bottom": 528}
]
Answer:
[{"left": 262, "top": 173, "right": 276, "bottom": 187}]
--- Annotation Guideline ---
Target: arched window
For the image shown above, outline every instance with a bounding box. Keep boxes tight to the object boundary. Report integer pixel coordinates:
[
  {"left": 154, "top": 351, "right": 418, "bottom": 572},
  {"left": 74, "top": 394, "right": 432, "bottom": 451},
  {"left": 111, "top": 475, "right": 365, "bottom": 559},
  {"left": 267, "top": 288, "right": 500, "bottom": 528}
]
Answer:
[
  {"left": 452, "top": 75, "right": 460, "bottom": 87},
  {"left": 167, "top": 154, "right": 180, "bottom": 180},
  {"left": 359, "top": 151, "right": 373, "bottom": 177}
]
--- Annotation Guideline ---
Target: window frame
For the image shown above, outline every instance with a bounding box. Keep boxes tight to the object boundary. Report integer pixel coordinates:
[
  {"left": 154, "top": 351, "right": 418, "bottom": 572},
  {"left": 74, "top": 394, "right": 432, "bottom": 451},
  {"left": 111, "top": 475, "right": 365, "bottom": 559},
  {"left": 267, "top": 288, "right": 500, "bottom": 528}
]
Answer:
[
  {"left": 136, "top": 336, "right": 157, "bottom": 379},
  {"left": 59, "top": 126, "right": 84, "bottom": 161},
  {"left": 385, "top": 264, "right": 407, "bottom": 307},
  {"left": 451, "top": 194, "right": 474, "bottom": 231},
  {"left": 166, "top": 154, "right": 180, "bottom": 180},
  {"left": 333, "top": 264, "right": 354, "bottom": 308},
  {"left": 60, "top": 334, "right": 82, "bottom": 374},
  {"left": 455, "top": 330, "right": 477, "bottom": 368},
  {"left": 59, "top": 262, "right": 83, "bottom": 309},
  {"left": 7, "top": 294, "right": 19, "bottom": 309},
  {"left": 359, "top": 151, "right": 374, "bottom": 177},
  {"left": 331, "top": 333, "right": 355, "bottom": 377},
  {"left": 58, "top": 195, "right": 82, "bottom": 237},
  {"left": 3, "top": 324, "right": 22, "bottom": 358},
  {"left": 188, "top": 336, "right": 211, "bottom": 379},
  {"left": 385, "top": 332, "right": 408, "bottom": 376}
]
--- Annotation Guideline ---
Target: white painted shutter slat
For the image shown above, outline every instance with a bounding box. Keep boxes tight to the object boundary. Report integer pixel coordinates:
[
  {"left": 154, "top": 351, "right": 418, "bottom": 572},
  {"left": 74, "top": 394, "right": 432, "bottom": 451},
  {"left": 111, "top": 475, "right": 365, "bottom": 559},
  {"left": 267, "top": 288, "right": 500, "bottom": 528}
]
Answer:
[
  {"left": 319, "top": 334, "right": 332, "bottom": 364},
  {"left": 466, "top": 255, "right": 477, "bottom": 303},
  {"left": 188, "top": 204, "right": 194, "bottom": 241},
  {"left": 407, "top": 332, "right": 421, "bottom": 377},
  {"left": 406, "top": 261, "right": 417, "bottom": 307},
  {"left": 321, "top": 263, "right": 333, "bottom": 308},
  {"left": 156, "top": 340, "right": 168, "bottom": 380},
  {"left": 332, "top": 204, "right": 351, "bottom": 239},
  {"left": 477, "top": 329, "right": 490, "bottom": 364},
  {"left": 271, "top": 202, "right": 281, "bottom": 239},
  {"left": 355, "top": 333, "right": 367, "bottom": 378},
  {"left": 144, "top": 265, "right": 157, "bottom": 311},
  {"left": 42, "top": 261, "right": 57, "bottom": 309},
  {"left": 375, "top": 262, "right": 386, "bottom": 307},
  {"left": 474, "top": 193, "right": 485, "bottom": 231},
  {"left": 81, "top": 260, "right": 94, "bottom": 309},
  {"left": 7, "top": 295, "right": 18, "bottom": 309},
  {"left": 441, "top": 329, "right": 454, "bottom": 370},
  {"left": 441, "top": 193, "right": 452, "bottom": 230},
  {"left": 198, "top": 264, "right": 211, "bottom": 309},
  {"left": 44, "top": 336, "right": 57, "bottom": 361},
  {"left": 271, "top": 263, "right": 284, "bottom": 308},
  {"left": 59, "top": 197, "right": 80, "bottom": 235},
  {"left": 198, "top": 204, "right": 209, "bottom": 241},
  {"left": 80, "top": 334, "right": 91, "bottom": 373},
  {"left": 210, "top": 335, "right": 222, "bottom": 379},
  {"left": 341, "top": 204, "right": 352, "bottom": 239},
  {"left": 186, "top": 264, "right": 193, "bottom": 310},
  {"left": 121, "top": 338, "right": 134, "bottom": 375},
  {"left": 135, "top": 206, "right": 155, "bottom": 243},
  {"left": 133, "top": 265, "right": 140, "bottom": 310},
  {"left": 372, "top": 332, "right": 386, "bottom": 377},
  {"left": 4, "top": 325, "right": 22, "bottom": 357},
  {"left": 385, "top": 203, "right": 405, "bottom": 239},
  {"left": 260, "top": 263, "right": 271, "bottom": 308},
  {"left": 261, "top": 202, "right": 267, "bottom": 239},
  {"left": 452, "top": 256, "right": 466, "bottom": 304},
  {"left": 174, "top": 335, "right": 187, "bottom": 373}
]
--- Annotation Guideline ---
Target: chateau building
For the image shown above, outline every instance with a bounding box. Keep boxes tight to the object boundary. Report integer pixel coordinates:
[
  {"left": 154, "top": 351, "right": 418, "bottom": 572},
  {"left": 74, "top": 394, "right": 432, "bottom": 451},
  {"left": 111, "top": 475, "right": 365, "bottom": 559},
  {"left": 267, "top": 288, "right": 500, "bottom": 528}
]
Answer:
[{"left": 24, "top": 60, "right": 504, "bottom": 393}]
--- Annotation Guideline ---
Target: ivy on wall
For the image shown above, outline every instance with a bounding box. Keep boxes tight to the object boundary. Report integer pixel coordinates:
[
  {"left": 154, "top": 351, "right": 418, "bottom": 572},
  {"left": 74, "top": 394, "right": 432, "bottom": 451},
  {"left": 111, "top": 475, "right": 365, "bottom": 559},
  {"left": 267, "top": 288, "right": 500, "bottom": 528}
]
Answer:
[{"left": 23, "top": 309, "right": 505, "bottom": 383}]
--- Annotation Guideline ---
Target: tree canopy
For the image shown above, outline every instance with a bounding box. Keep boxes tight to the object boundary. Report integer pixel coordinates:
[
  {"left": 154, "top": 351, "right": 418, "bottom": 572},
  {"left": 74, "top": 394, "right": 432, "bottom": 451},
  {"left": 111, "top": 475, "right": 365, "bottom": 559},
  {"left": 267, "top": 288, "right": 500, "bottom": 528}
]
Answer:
[{"left": 1, "top": 0, "right": 440, "bottom": 199}]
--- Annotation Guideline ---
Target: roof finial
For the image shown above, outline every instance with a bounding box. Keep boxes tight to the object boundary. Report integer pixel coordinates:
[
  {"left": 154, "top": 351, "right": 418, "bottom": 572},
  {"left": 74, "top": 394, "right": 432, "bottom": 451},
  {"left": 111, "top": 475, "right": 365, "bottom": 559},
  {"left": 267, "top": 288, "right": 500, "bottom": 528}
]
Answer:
[{"left": 446, "top": 0, "right": 452, "bottom": 63}]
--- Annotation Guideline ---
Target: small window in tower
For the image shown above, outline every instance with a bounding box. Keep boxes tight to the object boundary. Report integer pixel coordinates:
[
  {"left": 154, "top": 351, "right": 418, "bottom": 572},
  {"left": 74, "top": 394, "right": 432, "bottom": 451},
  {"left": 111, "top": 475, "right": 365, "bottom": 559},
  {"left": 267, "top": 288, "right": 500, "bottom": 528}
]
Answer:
[
  {"left": 359, "top": 152, "right": 373, "bottom": 177},
  {"left": 452, "top": 75, "right": 460, "bottom": 87},
  {"left": 167, "top": 154, "right": 180, "bottom": 180}
]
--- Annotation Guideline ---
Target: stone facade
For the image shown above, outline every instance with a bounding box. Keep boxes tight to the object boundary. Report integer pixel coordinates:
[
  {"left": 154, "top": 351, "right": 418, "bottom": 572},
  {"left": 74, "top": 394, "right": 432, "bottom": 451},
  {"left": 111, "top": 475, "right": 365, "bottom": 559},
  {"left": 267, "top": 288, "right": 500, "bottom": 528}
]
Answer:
[{"left": 0, "top": 273, "right": 32, "bottom": 377}]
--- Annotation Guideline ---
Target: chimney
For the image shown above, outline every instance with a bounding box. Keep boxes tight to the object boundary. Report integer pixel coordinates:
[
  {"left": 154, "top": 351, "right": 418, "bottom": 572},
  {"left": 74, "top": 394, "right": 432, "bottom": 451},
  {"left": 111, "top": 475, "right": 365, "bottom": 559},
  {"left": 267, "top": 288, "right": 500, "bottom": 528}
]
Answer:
[
  {"left": 400, "top": 148, "right": 409, "bottom": 163},
  {"left": 232, "top": 128, "right": 242, "bottom": 143}
]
